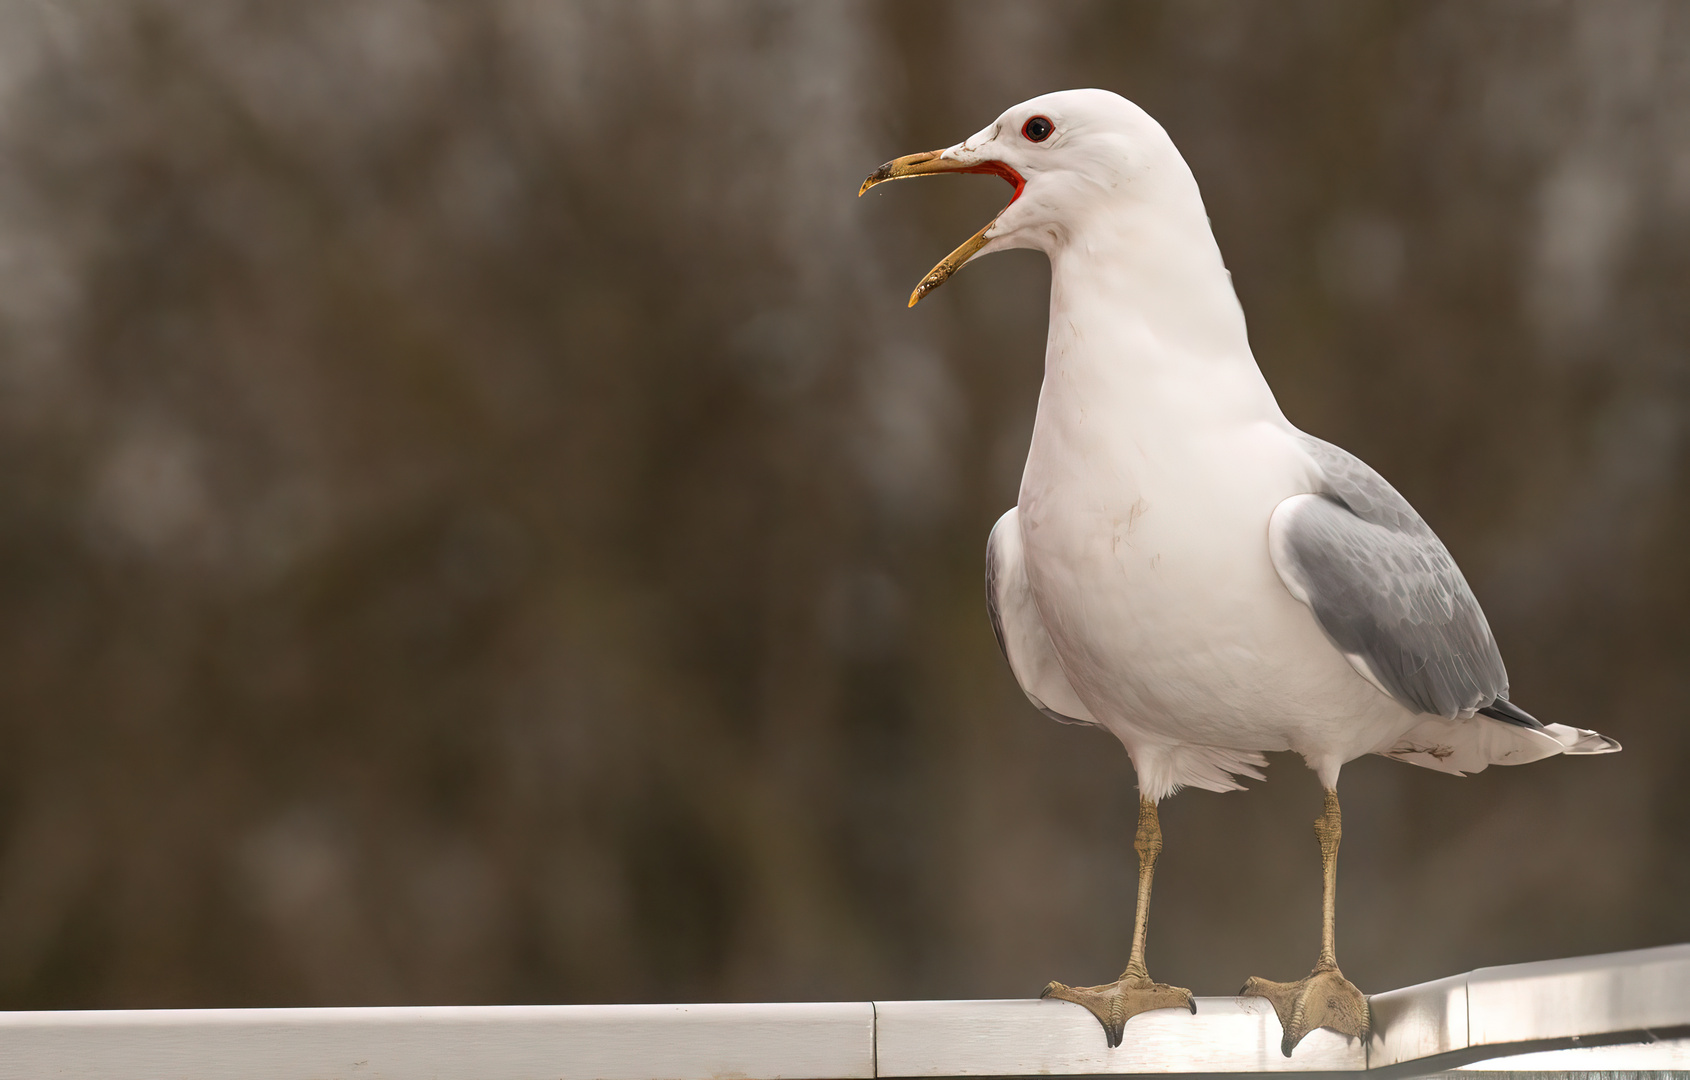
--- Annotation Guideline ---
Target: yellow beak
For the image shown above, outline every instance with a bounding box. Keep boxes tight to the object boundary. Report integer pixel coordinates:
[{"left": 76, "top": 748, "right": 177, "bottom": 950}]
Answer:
[{"left": 859, "top": 150, "right": 1026, "bottom": 307}]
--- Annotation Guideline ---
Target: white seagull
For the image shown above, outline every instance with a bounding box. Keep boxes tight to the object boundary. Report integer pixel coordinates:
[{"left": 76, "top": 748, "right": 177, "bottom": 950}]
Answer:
[{"left": 859, "top": 90, "right": 1619, "bottom": 1056}]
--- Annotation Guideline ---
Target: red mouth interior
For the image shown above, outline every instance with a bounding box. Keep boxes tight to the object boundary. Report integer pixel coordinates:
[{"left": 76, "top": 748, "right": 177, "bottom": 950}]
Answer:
[{"left": 959, "top": 161, "right": 1026, "bottom": 206}]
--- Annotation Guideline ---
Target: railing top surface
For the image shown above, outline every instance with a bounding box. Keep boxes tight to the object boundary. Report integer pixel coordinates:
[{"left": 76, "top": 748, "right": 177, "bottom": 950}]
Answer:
[{"left": 0, "top": 944, "right": 1685, "bottom": 1079}]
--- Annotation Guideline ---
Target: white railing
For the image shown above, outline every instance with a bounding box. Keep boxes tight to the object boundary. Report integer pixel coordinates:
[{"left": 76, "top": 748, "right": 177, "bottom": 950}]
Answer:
[{"left": 0, "top": 944, "right": 1685, "bottom": 1078}]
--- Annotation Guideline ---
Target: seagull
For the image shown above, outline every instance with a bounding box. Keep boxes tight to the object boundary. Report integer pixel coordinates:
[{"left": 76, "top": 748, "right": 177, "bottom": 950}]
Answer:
[{"left": 859, "top": 89, "right": 1620, "bottom": 1056}]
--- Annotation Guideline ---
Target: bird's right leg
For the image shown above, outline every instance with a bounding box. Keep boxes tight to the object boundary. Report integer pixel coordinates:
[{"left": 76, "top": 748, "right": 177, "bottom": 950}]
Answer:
[
  {"left": 1240, "top": 789, "right": 1369, "bottom": 1056},
  {"left": 1042, "top": 797, "right": 1195, "bottom": 1047}
]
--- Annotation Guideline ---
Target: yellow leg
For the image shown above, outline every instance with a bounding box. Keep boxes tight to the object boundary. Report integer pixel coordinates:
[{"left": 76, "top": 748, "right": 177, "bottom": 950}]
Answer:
[
  {"left": 1241, "top": 789, "right": 1370, "bottom": 1057},
  {"left": 1316, "top": 788, "right": 1341, "bottom": 971},
  {"left": 1042, "top": 798, "right": 1194, "bottom": 1047}
]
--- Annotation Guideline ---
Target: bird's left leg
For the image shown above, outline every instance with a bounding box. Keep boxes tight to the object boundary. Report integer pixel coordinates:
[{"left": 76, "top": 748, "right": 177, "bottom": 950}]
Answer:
[
  {"left": 1241, "top": 788, "right": 1369, "bottom": 1057},
  {"left": 1042, "top": 797, "right": 1195, "bottom": 1047}
]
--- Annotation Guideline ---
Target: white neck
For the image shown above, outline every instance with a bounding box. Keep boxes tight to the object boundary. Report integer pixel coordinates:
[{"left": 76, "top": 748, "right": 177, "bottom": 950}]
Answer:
[{"left": 1038, "top": 200, "right": 1287, "bottom": 428}]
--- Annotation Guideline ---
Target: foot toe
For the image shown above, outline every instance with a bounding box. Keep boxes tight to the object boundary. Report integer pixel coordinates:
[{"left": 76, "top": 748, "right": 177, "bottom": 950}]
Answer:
[
  {"left": 1040, "top": 975, "right": 1195, "bottom": 1048},
  {"left": 1239, "top": 968, "right": 1368, "bottom": 1057}
]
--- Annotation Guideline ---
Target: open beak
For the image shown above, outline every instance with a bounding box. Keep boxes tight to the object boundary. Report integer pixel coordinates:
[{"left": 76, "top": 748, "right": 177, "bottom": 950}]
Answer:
[{"left": 859, "top": 149, "right": 1025, "bottom": 307}]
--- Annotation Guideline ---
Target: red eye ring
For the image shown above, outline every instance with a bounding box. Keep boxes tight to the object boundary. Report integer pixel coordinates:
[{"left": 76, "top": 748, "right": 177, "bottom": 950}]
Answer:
[{"left": 1022, "top": 115, "right": 1054, "bottom": 142}]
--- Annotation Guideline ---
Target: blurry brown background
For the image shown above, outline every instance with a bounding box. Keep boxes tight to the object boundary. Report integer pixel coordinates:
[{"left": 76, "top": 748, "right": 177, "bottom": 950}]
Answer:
[{"left": 0, "top": 0, "right": 1683, "bottom": 1010}]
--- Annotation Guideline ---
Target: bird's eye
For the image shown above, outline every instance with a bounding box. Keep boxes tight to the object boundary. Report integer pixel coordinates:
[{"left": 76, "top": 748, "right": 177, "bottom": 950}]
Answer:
[{"left": 1022, "top": 116, "right": 1054, "bottom": 142}]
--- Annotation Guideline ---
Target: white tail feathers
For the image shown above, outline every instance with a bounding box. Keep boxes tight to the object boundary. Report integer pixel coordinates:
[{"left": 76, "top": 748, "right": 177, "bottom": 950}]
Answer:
[
  {"left": 1545, "top": 723, "right": 1622, "bottom": 754},
  {"left": 1380, "top": 713, "right": 1620, "bottom": 776}
]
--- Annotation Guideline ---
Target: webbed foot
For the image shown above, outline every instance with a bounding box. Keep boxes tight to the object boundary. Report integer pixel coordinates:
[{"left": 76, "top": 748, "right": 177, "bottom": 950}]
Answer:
[
  {"left": 1041, "top": 973, "right": 1195, "bottom": 1047},
  {"left": 1240, "top": 965, "right": 1369, "bottom": 1057}
]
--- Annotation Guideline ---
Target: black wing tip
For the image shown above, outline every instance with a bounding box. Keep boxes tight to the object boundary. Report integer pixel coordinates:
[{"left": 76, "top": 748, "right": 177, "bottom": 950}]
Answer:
[{"left": 1478, "top": 698, "right": 1545, "bottom": 729}]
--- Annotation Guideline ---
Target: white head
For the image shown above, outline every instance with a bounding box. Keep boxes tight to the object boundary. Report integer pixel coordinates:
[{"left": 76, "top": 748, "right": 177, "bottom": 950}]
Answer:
[{"left": 860, "top": 89, "right": 1208, "bottom": 306}]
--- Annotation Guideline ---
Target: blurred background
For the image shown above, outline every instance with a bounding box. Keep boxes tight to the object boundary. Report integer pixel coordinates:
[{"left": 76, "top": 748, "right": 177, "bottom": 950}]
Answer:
[{"left": 0, "top": 0, "right": 1684, "bottom": 1011}]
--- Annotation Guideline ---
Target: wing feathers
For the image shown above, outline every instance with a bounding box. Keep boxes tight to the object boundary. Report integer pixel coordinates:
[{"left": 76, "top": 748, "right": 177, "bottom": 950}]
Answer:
[
  {"left": 1477, "top": 697, "right": 1545, "bottom": 729},
  {"left": 1271, "top": 436, "right": 1507, "bottom": 719},
  {"left": 1279, "top": 433, "right": 1621, "bottom": 767},
  {"left": 986, "top": 508, "right": 1099, "bottom": 727}
]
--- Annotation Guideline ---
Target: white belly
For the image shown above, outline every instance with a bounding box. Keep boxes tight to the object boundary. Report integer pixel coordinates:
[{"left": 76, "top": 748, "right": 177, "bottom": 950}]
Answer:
[{"left": 1018, "top": 414, "right": 1416, "bottom": 769}]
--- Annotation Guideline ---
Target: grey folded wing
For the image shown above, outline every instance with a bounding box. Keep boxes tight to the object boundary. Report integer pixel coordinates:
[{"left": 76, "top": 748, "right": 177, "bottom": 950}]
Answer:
[{"left": 1268, "top": 433, "right": 1508, "bottom": 719}]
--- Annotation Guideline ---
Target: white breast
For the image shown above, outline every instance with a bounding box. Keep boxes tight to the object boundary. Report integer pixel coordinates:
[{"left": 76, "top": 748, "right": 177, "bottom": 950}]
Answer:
[{"left": 1014, "top": 297, "right": 1418, "bottom": 774}]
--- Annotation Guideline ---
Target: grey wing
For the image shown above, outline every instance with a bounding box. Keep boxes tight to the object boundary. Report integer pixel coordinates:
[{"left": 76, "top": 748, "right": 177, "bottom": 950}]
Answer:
[
  {"left": 1269, "top": 434, "right": 1508, "bottom": 719},
  {"left": 986, "top": 507, "right": 1098, "bottom": 726}
]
